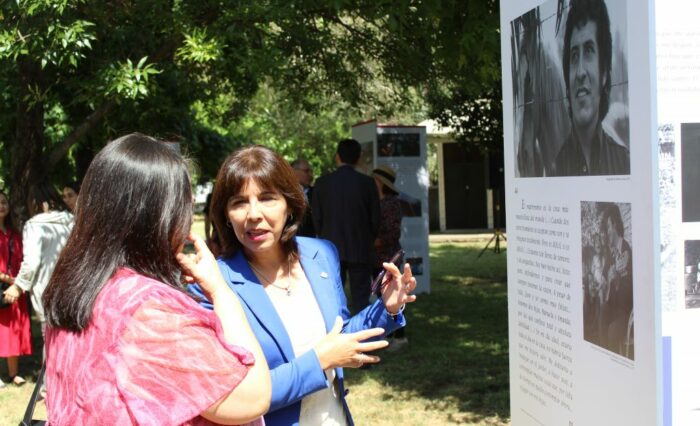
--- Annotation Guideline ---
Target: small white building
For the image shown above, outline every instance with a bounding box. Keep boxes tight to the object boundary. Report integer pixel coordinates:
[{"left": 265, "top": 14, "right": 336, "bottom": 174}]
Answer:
[{"left": 419, "top": 119, "right": 504, "bottom": 231}]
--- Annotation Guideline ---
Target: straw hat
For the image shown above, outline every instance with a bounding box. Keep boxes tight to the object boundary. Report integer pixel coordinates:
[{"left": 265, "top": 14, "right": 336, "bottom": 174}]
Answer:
[{"left": 372, "top": 165, "right": 399, "bottom": 193}]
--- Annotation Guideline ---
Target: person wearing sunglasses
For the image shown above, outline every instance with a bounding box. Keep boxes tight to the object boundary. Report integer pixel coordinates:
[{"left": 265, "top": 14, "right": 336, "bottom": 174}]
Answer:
[{"left": 191, "top": 145, "right": 416, "bottom": 425}]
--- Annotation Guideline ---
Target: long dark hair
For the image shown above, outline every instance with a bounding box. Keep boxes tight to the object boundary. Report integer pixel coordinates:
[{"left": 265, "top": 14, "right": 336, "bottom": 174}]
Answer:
[
  {"left": 64, "top": 180, "right": 81, "bottom": 195},
  {"left": 0, "top": 191, "right": 17, "bottom": 233},
  {"left": 27, "top": 181, "right": 68, "bottom": 217},
  {"left": 43, "top": 133, "right": 194, "bottom": 331},
  {"left": 602, "top": 203, "right": 624, "bottom": 239},
  {"left": 211, "top": 145, "right": 305, "bottom": 260}
]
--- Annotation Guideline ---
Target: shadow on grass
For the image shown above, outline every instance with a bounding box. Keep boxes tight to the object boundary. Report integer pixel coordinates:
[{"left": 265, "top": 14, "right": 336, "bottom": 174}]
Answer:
[
  {"left": 345, "top": 243, "right": 510, "bottom": 423},
  {"left": 5, "top": 242, "right": 509, "bottom": 424}
]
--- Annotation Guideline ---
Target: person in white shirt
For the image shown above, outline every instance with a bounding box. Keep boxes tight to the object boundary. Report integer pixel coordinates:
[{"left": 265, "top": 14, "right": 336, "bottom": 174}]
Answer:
[{"left": 4, "top": 182, "right": 73, "bottom": 360}]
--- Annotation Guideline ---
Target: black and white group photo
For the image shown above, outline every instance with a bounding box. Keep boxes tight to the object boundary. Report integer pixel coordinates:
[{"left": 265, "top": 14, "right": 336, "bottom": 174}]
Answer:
[
  {"left": 683, "top": 240, "right": 700, "bottom": 309},
  {"left": 511, "top": 0, "right": 630, "bottom": 177},
  {"left": 581, "top": 201, "right": 634, "bottom": 359}
]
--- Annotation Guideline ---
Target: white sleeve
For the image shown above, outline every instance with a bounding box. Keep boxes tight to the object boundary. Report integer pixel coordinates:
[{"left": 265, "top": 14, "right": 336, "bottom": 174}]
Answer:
[{"left": 14, "top": 222, "right": 42, "bottom": 292}]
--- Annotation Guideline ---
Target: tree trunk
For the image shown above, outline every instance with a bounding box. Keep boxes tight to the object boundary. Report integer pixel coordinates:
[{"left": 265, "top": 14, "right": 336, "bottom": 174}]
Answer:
[{"left": 10, "top": 58, "right": 46, "bottom": 226}]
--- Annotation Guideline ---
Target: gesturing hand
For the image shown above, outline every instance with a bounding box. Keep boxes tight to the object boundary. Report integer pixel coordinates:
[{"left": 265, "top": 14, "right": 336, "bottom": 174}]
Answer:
[
  {"left": 176, "top": 232, "right": 228, "bottom": 299},
  {"left": 380, "top": 262, "right": 417, "bottom": 314},
  {"left": 314, "top": 317, "right": 388, "bottom": 370}
]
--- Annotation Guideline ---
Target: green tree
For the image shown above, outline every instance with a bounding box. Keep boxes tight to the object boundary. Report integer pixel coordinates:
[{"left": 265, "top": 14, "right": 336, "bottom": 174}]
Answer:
[
  {"left": 227, "top": 81, "right": 427, "bottom": 177},
  {"left": 0, "top": 0, "right": 501, "bottom": 221},
  {"left": 409, "top": 0, "right": 502, "bottom": 153}
]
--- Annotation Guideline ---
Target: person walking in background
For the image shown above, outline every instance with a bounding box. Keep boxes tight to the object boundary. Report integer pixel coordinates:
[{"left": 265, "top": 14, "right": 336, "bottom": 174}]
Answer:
[
  {"left": 7, "top": 182, "right": 73, "bottom": 363},
  {"left": 42, "top": 134, "right": 271, "bottom": 425},
  {"left": 291, "top": 158, "right": 315, "bottom": 237},
  {"left": 0, "top": 191, "right": 31, "bottom": 388},
  {"left": 61, "top": 181, "right": 80, "bottom": 213},
  {"left": 312, "top": 139, "right": 380, "bottom": 313},
  {"left": 371, "top": 165, "right": 408, "bottom": 349},
  {"left": 194, "top": 145, "right": 415, "bottom": 425}
]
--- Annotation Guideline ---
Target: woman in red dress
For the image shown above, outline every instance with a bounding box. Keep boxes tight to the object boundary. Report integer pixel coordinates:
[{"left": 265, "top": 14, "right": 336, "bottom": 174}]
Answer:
[{"left": 0, "top": 190, "right": 31, "bottom": 388}]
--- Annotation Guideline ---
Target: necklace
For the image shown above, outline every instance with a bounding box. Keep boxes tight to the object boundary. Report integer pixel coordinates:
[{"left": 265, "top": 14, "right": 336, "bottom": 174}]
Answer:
[{"left": 249, "top": 260, "right": 293, "bottom": 296}]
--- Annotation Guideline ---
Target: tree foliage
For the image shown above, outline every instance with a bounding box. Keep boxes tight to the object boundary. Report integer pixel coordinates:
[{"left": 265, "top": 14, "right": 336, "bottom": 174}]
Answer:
[
  {"left": 415, "top": 0, "right": 502, "bottom": 153},
  {"left": 0, "top": 0, "right": 501, "bottom": 221}
]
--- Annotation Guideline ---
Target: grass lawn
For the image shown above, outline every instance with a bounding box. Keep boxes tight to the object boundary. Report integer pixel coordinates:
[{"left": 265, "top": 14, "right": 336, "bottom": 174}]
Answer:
[
  {"left": 345, "top": 242, "right": 509, "bottom": 425},
  {"left": 0, "top": 240, "right": 509, "bottom": 425},
  {"left": 0, "top": 311, "right": 47, "bottom": 424}
]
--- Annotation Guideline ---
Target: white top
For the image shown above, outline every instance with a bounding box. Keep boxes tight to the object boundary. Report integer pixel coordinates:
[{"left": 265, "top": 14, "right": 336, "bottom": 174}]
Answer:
[
  {"left": 265, "top": 268, "right": 347, "bottom": 426},
  {"left": 15, "top": 210, "right": 73, "bottom": 322}
]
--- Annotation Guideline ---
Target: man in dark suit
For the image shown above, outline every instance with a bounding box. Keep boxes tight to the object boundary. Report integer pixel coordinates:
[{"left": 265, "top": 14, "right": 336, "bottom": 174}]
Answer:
[
  {"left": 291, "top": 158, "right": 316, "bottom": 237},
  {"left": 312, "top": 138, "right": 380, "bottom": 313}
]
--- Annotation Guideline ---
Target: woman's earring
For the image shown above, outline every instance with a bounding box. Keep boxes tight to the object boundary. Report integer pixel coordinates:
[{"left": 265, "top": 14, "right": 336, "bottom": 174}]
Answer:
[{"left": 226, "top": 220, "right": 232, "bottom": 228}]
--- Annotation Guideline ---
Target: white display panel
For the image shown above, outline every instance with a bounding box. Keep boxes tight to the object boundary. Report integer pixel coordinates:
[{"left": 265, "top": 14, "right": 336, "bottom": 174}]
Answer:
[
  {"left": 656, "top": 1, "right": 700, "bottom": 424},
  {"left": 501, "top": 0, "right": 659, "bottom": 424},
  {"left": 352, "top": 122, "right": 431, "bottom": 294}
]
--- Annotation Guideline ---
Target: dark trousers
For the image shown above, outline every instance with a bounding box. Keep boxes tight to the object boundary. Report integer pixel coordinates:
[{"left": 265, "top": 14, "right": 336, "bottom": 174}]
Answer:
[{"left": 341, "top": 262, "right": 372, "bottom": 314}]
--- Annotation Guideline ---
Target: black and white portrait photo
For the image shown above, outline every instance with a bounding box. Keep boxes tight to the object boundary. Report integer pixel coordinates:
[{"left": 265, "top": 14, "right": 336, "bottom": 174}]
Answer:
[
  {"left": 581, "top": 201, "right": 634, "bottom": 359},
  {"left": 511, "top": 0, "right": 630, "bottom": 177},
  {"left": 377, "top": 133, "right": 420, "bottom": 158},
  {"left": 681, "top": 123, "right": 700, "bottom": 222}
]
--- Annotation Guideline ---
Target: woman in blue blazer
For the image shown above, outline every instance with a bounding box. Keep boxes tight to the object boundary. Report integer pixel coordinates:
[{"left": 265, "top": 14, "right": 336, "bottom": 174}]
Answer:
[{"left": 194, "top": 145, "right": 416, "bottom": 426}]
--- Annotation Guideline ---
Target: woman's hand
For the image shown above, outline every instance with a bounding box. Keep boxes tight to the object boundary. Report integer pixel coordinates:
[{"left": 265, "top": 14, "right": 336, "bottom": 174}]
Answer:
[
  {"left": 314, "top": 317, "right": 388, "bottom": 370},
  {"left": 380, "top": 262, "right": 417, "bottom": 314},
  {"left": 176, "top": 232, "right": 228, "bottom": 299},
  {"left": 3, "top": 284, "right": 21, "bottom": 305}
]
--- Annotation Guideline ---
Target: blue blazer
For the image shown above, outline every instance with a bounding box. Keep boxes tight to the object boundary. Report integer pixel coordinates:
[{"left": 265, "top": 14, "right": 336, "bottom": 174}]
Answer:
[{"left": 191, "top": 237, "right": 405, "bottom": 426}]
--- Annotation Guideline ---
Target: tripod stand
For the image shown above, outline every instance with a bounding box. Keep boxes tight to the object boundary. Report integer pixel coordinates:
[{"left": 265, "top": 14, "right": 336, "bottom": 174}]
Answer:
[
  {"left": 478, "top": 228, "right": 506, "bottom": 257},
  {"left": 478, "top": 190, "right": 506, "bottom": 258}
]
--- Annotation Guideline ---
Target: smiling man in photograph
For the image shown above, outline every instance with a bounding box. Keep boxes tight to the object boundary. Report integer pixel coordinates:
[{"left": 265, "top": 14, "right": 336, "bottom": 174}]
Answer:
[{"left": 554, "top": 0, "right": 630, "bottom": 176}]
